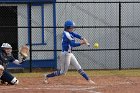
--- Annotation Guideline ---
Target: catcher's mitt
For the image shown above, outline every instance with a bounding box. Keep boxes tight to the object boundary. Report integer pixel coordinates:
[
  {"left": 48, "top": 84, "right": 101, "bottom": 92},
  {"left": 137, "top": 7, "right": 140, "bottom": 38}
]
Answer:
[{"left": 19, "top": 45, "right": 29, "bottom": 58}]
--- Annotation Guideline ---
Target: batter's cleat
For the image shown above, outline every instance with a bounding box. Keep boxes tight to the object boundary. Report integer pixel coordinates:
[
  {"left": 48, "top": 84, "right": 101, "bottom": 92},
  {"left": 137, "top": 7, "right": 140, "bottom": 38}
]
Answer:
[
  {"left": 43, "top": 74, "right": 48, "bottom": 84},
  {"left": 88, "top": 79, "right": 95, "bottom": 84}
]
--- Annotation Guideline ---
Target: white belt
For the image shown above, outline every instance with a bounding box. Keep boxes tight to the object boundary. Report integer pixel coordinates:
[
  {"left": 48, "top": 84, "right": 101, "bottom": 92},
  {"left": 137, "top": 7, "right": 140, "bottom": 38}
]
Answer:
[{"left": 61, "top": 51, "right": 71, "bottom": 54}]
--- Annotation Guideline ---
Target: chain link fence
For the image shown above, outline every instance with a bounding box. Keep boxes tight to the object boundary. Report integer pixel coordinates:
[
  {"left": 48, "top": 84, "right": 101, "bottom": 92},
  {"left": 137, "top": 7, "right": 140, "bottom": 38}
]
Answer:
[
  {"left": 0, "top": 1, "right": 140, "bottom": 72},
  {"left": 56, "top": 2, "right": 140, "bottom": 70}
]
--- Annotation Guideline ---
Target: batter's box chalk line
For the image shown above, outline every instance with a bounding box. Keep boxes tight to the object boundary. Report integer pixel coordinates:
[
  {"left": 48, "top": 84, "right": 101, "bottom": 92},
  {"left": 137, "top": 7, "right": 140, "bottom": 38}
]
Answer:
[{"left": 0, "top": 85, "right": 101, "bottom": 93}]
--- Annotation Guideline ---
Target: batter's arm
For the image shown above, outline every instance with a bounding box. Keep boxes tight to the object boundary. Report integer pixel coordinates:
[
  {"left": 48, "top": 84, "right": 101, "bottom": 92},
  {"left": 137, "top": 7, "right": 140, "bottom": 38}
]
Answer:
[
  {"left": 70, "top": 40, "right": 81, "bottom": 47},
  {"left": 70, "top": 32, "right": 83, "bottom": 40},
  {"left": 65, "top": 32, "right": 81, "bottom": 47}
]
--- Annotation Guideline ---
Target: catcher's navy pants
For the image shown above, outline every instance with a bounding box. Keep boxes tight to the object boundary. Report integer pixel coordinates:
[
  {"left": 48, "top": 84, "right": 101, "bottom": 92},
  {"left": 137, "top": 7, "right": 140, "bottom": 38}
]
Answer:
[{"left": 0, "top": 70, "right": 16, "bottom": 85}]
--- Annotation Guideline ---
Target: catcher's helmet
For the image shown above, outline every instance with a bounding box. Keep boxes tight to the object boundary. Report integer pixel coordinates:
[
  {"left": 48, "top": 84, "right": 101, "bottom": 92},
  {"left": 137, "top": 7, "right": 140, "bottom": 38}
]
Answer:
[
  {"left": 64, "top": 20, "right": 75, "bottom": 29},
  {"left": 1, "top": 43, "right": 12, "bottom": 49}
]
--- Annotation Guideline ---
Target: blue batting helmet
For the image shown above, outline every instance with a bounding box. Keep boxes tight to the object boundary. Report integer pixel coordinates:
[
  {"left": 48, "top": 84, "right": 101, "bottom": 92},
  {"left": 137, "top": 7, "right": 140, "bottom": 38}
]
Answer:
[{"left": 64, "top": 20, "right": 75, "bottom": 29}]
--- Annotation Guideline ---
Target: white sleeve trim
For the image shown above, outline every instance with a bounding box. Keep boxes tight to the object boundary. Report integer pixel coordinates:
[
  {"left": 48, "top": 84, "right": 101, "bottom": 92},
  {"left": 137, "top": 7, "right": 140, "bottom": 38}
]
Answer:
[{"left": 64, "top": 31, "right": 74, "bottom": 40}]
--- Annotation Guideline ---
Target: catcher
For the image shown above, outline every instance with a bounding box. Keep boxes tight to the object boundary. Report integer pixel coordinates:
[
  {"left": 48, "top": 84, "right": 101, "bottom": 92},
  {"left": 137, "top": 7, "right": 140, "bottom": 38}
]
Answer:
[
  {"left": 0, "top": 43, "right": 29, "bottom": 85},
  {"left": 44, "top": 20, "right": 95, "bottom": 84}
]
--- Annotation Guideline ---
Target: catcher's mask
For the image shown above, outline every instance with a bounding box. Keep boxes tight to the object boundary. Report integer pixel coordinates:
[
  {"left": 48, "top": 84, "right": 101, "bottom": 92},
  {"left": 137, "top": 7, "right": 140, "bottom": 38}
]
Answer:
[{"left": 1, "top": 43, "right": 12, "bottom": 55}]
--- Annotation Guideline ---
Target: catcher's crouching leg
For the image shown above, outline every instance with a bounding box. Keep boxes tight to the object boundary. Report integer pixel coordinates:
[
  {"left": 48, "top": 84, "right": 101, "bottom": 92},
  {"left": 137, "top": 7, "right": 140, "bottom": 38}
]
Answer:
[{"left": 1, "top": 70, "right": 19, "bottom": 85}]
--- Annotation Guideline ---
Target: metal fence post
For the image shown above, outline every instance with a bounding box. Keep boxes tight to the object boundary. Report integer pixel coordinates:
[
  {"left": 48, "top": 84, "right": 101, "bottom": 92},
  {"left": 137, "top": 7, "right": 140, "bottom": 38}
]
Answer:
[
  {"left": 28, "top": 3, "right": 32, "bottom": 72},
  {"left": 119, "top": 2, "right": 122, "bottom": 70}
]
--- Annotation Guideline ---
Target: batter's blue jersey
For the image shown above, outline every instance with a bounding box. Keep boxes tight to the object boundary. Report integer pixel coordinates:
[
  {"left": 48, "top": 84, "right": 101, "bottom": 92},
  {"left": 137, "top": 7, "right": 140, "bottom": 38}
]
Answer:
[{"left": 62, "top": 31, "right": 82, "bottom": 52}]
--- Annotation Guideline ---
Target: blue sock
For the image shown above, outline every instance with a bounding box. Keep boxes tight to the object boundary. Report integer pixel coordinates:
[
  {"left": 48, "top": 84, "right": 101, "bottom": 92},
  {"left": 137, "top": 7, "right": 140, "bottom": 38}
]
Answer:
[
  {"left": 78, "top": 69, "right": 89, "bottom": 80},
  {"left": 47, "top": 71, "right": 60, "bottom": 78}
]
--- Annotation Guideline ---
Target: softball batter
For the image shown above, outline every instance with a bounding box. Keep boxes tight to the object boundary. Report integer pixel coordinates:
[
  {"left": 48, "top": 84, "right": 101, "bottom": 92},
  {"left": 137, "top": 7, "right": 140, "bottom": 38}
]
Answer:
[{"left": 44, "top": 20, "right": 95, "bottom": 84}]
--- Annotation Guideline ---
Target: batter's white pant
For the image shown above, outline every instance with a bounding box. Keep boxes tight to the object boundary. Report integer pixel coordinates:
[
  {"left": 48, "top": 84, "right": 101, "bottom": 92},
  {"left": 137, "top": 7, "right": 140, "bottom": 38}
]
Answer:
[{"left": 59, "top": 51, "right": 82, "bottom": 75}]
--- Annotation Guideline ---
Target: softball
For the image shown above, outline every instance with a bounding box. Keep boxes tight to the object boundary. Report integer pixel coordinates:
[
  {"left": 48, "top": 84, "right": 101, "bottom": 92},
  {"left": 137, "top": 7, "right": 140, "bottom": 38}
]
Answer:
[{"left": 93, "top": 42, "right": 99, "bottom": 48}]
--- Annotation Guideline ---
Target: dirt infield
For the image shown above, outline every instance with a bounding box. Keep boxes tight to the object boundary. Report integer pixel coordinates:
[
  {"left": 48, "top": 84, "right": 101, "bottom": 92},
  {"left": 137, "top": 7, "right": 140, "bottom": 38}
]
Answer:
[{"left": 0, "top": 76, "right": 140, "bottom": 93}]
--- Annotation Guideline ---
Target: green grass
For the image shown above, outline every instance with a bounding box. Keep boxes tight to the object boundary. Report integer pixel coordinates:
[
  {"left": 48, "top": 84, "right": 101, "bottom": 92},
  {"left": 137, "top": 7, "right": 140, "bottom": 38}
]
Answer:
[
  {"left": 85, "top": 69, "right": 140, "bottom": 76},
  {"left": 13, "top": 69, "right": 140, "bottom": 77}
]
